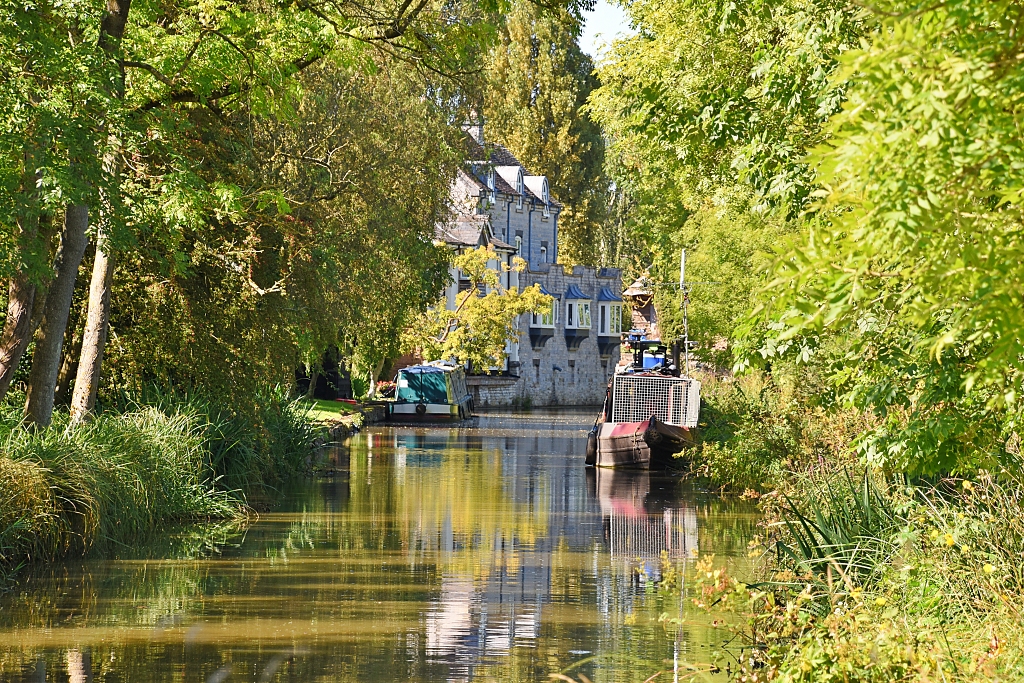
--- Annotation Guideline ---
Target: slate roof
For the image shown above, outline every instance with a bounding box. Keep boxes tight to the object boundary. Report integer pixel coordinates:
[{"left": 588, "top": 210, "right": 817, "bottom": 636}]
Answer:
[
  {"left": 435, "top": 213, "right": 489, "bottom": 247},
  {"left": 464, "top": 137, "right": 563, "bottom": 208},
  {"left": 564, "top": 284, "right": 591, "bottom": 300},
  {"left": 435, "top": 212, "right": 516, "bottom": 252}
]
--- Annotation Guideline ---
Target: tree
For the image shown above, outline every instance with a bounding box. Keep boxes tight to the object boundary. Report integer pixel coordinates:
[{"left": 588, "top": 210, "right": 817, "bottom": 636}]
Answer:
[
  {"left": 0, "top": 0, "right": 106, "bottom": 404},
  {"left": 742, "top": 0, "right": 1024, "bottom": 475},
  {"left": 484, "top": 2, "right": 609, "bottom": 266},
  {"left": 404, "top": 247, "right": 552, "bottom": 370},
  {"left": 589, "top": 0, "right": 864, "bottom": 351}
]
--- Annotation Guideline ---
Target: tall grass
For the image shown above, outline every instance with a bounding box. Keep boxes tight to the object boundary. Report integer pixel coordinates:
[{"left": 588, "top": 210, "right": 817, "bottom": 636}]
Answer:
[{"left": 0, "top": 388, "right": 320, "bottom": 580}]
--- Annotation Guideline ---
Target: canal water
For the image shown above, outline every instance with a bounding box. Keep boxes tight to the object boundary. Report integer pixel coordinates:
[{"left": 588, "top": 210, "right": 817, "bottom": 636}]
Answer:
[{"left": 0, "top": 411, "right": 757, "bottom": 682}]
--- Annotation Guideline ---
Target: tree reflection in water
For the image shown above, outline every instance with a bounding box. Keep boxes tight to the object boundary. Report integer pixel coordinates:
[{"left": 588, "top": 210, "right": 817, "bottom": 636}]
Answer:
[{"left": 0, "top": 411, "right": 758, "bottom": 683}]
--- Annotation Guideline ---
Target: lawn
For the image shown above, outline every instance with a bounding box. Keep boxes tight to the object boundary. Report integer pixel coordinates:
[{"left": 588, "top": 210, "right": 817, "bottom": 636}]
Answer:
[{"left": 297, "top": 398, "right": 360, "bottom": 424}]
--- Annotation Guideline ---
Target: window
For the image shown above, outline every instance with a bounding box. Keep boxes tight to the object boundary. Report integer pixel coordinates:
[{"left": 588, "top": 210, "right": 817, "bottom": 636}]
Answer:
[
  {"left": 516, "top": 171, "right": 524, "bottom": 209},
  {"left": 599, "top": 303, "right": 622, "bottom": 335},
  {"left": 542, "top": 301, "right": 555, "bottom": 326},
  {"left": 515, "top": 235, "right": 523, "bottom": 255},
  {"left": 567, "top": 302, "right": 575, "bottom": 327},
  {"left": 531, "top": 299, "right": 556, "bottom": 327},
  {"left": 578, "top": 302, "right": 591, "bottom": 329},
  {"left": 540, "top": 245, "right": 547, "bottom": 263},
  {"left": 542, "top": 179, "right": 550, "bottom": 217},
  {"left": 487, "top": 169, "right": 496, "bottom": 203}
]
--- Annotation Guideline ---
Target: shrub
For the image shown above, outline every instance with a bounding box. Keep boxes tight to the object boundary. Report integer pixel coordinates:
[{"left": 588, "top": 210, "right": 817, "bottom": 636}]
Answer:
[{"left": 684, "top": 370, "right": 869, "bottom": 491}]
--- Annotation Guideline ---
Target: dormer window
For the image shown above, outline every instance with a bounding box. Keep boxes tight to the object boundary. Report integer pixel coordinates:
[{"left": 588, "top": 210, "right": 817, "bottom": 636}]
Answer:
[
  {"left": 563, "top": 284, "right": 591, "bottom": 351},
  {"left": 596, "top": 287, "right": 624, "bottom": 356}
]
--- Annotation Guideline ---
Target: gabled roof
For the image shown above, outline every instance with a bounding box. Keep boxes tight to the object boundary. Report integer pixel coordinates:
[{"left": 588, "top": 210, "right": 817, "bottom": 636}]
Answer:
[
  {"left": 623, "top": 278, "right": 652, "bottom": 297},
  {"left": 435, "top": 212, "right": 516, "bottom": 252},
  {"left": 436, "top": 213, "right": 489, "bottom": 247},
  {"left": 463, "top": 136, "right": 563, "bottom": 208},
  {"left": 564, "top": 284, "right": 590, "bottom": 300}
]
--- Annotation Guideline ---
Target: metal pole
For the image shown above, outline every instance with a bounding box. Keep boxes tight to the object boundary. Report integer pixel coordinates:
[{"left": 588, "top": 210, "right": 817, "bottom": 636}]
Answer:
[{"left": 680, "top": 250, "right": 690, "bottom": 377}]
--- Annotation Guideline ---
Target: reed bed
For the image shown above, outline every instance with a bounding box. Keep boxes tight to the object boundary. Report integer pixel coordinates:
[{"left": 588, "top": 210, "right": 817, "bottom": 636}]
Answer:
[{"left": 0, "top": 390, "right": 320, "bottom": 581}]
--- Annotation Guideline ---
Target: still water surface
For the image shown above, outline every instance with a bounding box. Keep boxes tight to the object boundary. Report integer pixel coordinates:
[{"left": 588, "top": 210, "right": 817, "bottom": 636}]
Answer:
[{"left": 0, "top": 410, "right": 757, "bottom": 682}]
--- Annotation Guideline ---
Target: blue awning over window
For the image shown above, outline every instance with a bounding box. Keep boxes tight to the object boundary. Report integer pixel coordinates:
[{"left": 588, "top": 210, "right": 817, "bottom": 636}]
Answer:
[
  {"left": 537, "top": 284, "right": 559, "bottom": 297},
  {"left": 564, "top": 284, "right": 590, "bottom": 300},
  {"left": 597, "top": 287, "right": 622, "bottom": 302}
]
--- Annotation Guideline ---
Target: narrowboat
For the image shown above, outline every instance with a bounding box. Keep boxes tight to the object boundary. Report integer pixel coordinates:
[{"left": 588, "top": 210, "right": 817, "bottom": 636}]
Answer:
[
  {"left": 387, "top": 362, "right": 474, "bottom": 422},
  {"left": 586, "top": 340, "right": 700, "bottom": 469}
]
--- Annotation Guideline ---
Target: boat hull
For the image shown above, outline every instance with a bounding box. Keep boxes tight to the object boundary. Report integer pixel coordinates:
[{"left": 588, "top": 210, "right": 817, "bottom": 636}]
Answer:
[
  {"left": 645, "top": 416, "right": 697, "bottom": 468},
  {"left": 386, "top": 401, "right": 472, "bottom": 423},
  {"left": 589, "top": 420, "right": 651, "bottom": 468}
]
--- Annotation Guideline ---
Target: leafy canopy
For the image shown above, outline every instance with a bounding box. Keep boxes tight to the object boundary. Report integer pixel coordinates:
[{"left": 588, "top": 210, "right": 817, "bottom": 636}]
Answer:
[{"left": 404, "top": 246, "right": 552, "bottom": 370}]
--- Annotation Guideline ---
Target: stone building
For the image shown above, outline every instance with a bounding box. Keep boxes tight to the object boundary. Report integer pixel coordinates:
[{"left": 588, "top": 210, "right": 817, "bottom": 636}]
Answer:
[{"left": 435, "top": 122, "right": 623, "bottom": 407}]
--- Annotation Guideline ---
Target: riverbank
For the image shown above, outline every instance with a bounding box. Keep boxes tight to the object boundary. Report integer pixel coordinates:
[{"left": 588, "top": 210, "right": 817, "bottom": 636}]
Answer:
[
  {"left": 0, "top": 392, "right": 321, "bottom": 584},
  {"left": 676, "top": 371, "right": 1024, "bottom": 682}
]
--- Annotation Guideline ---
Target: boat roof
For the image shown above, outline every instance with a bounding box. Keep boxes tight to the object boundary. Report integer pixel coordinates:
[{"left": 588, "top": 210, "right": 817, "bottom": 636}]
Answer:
[{"left": 399, "top": 362, "right": 465, "bottom": 375}]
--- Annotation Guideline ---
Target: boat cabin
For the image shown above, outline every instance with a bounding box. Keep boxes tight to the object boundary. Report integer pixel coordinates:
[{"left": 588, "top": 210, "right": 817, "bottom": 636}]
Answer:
[{"left": 388, "top": 362, "right": 474, "bottom": 422}]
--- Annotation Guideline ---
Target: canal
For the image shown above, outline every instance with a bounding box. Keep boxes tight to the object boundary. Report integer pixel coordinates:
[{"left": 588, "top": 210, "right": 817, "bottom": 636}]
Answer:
[{"left": 0, "top": 410, "right": 757, "bottom": 682}]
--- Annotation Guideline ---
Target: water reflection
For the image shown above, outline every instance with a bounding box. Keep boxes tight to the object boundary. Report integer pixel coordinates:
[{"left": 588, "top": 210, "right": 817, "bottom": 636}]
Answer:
[{"left": 0, "top": 411, "right": 757, "bottom": 683}]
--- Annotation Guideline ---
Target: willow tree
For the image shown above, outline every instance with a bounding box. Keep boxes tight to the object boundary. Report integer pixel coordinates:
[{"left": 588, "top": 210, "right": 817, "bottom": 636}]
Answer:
[{"left": 484, "top": 2, "right": 608, "bottom": 266}]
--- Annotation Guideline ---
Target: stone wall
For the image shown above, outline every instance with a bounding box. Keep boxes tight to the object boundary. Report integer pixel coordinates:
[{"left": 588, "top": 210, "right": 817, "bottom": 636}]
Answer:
[
  {"left": 511, "top": 265, "right": 622, "bottom": 407},
  {"left": 487, "top": 195, "right": 557, "bottom": 270},
  {"left": 466, "top": 375, "right": 520, "bottom": 409}
]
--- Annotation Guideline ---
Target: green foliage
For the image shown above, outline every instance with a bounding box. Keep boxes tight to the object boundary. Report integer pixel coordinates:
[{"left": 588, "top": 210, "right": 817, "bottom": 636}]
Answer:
[
  {"left": 0, "top": 388, "right": 319, "bottom": 577},
  {"left": 404, "top": 246, "right": 552, "bottom": 370},
  {"left": 0, "top": 406, "right": 237, "bottom": 569},
  {"left": 590, "top": 0, "right": 864, "bottom": 352},
  {"left": 652, "top": 203, "right": 792, "bottom": 363},
  {"left": 743, "top": 0, "right": 1024, "bottom": 476},
  {"left": 685, "top": 471, "right": 1024, "bottom": 682},
  {"left": 484, "top": 2, "right": 609, "bottom": 266},
  {"left": 689, "top": 369, "right": 868, "bottom": 491}
]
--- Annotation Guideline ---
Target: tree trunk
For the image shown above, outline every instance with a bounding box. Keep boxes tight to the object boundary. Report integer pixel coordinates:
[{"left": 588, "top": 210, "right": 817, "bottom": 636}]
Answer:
[
  {"left": 70, "top": 229, "right": 114, "bottom": 421},
  {"left": 69, "top": 0, "right": 133, "bottom": 423},
  {"left": 306, "top": 368, "right": 320, "bottom": 399},
  {"left": 55, "top": 300, "right": 87, "bottom": 407},
  {"left": 0, "top": 136, "right": 48, "bottom": 401},
  {"left": 0, "top": 275, "right": 38, "bottom": 398},
  {"left": 24, "top": 205, "right": 90, "bottom": 427},
  {"left": 366, "top": 357, "right": 385, "bottom": 399}
]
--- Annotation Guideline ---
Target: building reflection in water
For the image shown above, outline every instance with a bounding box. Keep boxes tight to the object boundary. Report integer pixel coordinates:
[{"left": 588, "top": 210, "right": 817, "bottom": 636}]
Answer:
[
  {"left": 380, "top": 416, "right": 702, "bottom": 680},
  {"left": 0, "top": 412, "right": 755, "bottom": 683}
]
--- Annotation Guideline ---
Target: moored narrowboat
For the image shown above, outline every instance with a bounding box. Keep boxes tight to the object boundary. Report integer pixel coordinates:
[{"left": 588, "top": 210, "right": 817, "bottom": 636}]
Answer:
[
  {"left": 585, "top": 335, "right": 701, "bottom": 468},
  {"left": 387, "top": 362, "right": 474, "bottom": 422}
]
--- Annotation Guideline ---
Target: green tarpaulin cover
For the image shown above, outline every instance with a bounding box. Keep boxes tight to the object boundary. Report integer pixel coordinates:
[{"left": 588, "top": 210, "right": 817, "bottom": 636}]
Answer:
[{"left": 396, "top": 368, "right": 450, "bottom": 403}]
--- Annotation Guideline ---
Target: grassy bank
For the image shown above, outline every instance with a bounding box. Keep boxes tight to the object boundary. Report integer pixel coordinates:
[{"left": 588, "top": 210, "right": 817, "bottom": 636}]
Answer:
[
  {"left": 0, "top": 390, "right": 320, "bottom": 582},
  {"left": 669, "top": 372, "right": 1024, "bottom": 681}
]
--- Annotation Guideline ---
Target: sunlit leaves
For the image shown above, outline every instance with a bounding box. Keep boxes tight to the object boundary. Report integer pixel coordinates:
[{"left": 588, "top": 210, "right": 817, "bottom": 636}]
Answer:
[{"left": 748, "top": 0, "right": 1024, "bottom": 474}]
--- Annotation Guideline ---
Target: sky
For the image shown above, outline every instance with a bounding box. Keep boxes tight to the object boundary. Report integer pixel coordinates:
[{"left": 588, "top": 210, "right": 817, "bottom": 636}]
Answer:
[{"left": 578, "top": 0, "right": 632, "bottom": 60}]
